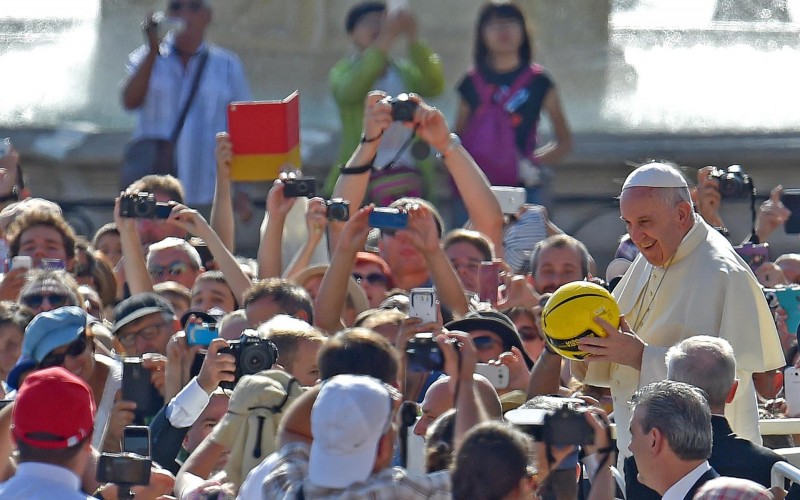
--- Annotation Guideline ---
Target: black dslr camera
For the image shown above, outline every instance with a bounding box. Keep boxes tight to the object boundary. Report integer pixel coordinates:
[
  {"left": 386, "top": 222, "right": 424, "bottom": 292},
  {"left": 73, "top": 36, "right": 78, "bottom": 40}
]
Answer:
[
  {"left": 543, "top": 403, "right": 595, "bottom": 446},
  {"left": 219, "top": 332, "right": 279, "bottom": 390},
  {"left": 405, "top": 333, "right": 460, "bottom": 372},
  {"left": 384, "top": 93, "right": 418, "bottom": 122},
  {"left": 283, "top": 177, "right": 317, "bottom": 198},
  {"left": 96, "top": 452, "right": 151, "bottom": 487},
  {"left": 506, "top": 397, "right": 595, "bottom": 446},
  {"left": 709, "top": 165, "right": 753, "bottom": 199},
  {"left": 326, "top": 198, "right": 350, "bottom": 222},
  {"left": 119, "top": 192, "right": 172, "bottom": 219}
]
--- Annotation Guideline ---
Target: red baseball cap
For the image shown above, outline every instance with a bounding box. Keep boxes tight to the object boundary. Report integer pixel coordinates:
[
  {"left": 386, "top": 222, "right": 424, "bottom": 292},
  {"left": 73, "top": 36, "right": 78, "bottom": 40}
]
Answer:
[{"left": 13, "top": 367, "right": 96, "bottom": 449}]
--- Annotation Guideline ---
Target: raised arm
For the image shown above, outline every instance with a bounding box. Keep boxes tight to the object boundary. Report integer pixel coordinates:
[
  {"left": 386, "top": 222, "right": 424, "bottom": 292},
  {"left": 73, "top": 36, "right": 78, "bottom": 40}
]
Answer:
[
  {"left": 283, "top": 197, "right": 328, "bottom": 281},
  {"left": 314, "top": 205, "right": 374, "bottom": 333},
  {"left": 114, "top": 194, "right": 154, "bottom": 295},
  {"left": 257, "top": 176, "right": 297, "bottom": 279},
  {"left": 121, "top": 13, "right": 161, "bottom": 111},
  {"left": 167, "top": 204, "right": 252, "bottom": 304},
  {"left": 209, "top": 132, "right": 235, "bottom": 252}
]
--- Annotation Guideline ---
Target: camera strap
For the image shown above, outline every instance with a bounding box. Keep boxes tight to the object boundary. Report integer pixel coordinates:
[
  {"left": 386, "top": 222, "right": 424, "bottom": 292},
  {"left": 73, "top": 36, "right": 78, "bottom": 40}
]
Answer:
[{"left": 378, "top": 125, "right": 419, "bottom": 171}]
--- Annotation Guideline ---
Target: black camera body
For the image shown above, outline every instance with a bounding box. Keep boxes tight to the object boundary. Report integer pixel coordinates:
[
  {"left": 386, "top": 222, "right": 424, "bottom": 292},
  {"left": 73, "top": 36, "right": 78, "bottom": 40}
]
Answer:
[
  {"left": 219, "top": 333, "right": 279, "bottom": 390},
  {"left": 543, "top": 404, "right": 595, "bottom": 446},
  {"left": 385, "top": 93, "right": 418, "bottom": 122},
  {"left": 96, "top": 452, "right": 151, "bottom": 486},
  {"left": 405, "top": 333, "right": 460, "bottom": 372},
  {"left": 283, "top": 177, "right": 317, "bottom": 198},
  {"left": 119, "top": 192, "right": 172, "bottom": 219},
  {"left": 709, "top": 165, "right": 753, "bottom": 199},
  {"left": 121, "top": 358, "right": 163, "bottom": 425},
  {"left": 326, "top": 198, "right": 350, "bottom": 222}
]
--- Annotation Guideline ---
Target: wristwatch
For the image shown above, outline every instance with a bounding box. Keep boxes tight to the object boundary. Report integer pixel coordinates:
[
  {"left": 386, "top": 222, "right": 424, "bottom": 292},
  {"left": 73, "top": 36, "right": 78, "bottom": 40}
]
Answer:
[{"left": 436, "top": 133, "right": 461, "bottom": 159}]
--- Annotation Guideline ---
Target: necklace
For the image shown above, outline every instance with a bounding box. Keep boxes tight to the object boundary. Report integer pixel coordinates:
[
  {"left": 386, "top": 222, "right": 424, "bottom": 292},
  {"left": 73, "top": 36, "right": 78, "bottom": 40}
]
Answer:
[{"left": 632, "top": 256, "right": 674, "bottom": 332}]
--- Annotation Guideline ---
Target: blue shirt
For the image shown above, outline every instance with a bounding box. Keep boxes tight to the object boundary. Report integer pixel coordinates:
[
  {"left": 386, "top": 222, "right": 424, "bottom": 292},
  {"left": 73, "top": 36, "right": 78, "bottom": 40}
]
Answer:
[
  {"left": 127, "top": 36, "right": 251, "bottom": 205},
  {"left": 0, "top": 462, "right": 91, "bottom": 499}
]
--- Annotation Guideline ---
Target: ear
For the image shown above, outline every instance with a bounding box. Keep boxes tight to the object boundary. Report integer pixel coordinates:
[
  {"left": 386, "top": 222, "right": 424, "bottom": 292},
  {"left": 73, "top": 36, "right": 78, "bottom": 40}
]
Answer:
[
  {"left": 726, "top": 379, "right": 739, "bottom": 404},
  {"left": 677, "top": 201, "right": 694, "bottom": 227},
  {"left": 372, "top": 429, "right": 394, "bottom": 473},
  {"left": 650, "top": 427, "right": 665, "bottom": 455}
]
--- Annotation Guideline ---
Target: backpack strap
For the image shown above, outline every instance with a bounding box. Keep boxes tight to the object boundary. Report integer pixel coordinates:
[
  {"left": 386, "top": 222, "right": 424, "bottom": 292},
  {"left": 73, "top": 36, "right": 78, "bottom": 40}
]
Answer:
[{"left": 468, "top": 68, "right": 495, "bottom": 105}]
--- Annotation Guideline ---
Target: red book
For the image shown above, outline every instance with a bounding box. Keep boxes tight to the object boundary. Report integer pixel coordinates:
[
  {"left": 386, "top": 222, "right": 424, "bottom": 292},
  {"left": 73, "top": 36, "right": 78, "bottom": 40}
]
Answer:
[{"left": 227, "top": 91, "right": 300, "bottom": 181}]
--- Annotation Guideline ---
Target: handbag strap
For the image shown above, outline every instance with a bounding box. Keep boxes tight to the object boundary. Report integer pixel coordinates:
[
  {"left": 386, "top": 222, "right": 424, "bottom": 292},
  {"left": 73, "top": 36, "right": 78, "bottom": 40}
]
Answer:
[{"left": 170, "top": 49, "right": 209, "bottom": 143}]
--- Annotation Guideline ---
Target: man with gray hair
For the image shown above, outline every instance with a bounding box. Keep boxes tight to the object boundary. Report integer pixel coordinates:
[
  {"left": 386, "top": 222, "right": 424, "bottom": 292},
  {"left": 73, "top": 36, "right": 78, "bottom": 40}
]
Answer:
[
  {"left": 147, "top": 236, "right": 204, "bottom": 290},
  {"left": 572, "top": 161, "right": 784, "bottom": 470},
  {"left": 121, "top": 0, "right": 251, "bottom": 205},
  {"left": 628, "top": 380, "right": 718, "bottom": 499}
]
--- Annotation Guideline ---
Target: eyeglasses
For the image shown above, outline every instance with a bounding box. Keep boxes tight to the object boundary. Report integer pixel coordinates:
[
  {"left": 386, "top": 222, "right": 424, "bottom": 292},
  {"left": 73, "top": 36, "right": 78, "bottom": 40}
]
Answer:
[
  {"left": 39, "top": 332, "right": 88, "bottom": 368},
  {"left": 168, "top": 1, "right": 204, "bottom": 12},
  {"left": 352, "top": 272, "right": 388, "bottom": 286},
  {"left": 20, "top": 293, "right": 69, "bottom": 309},
  {"left": 472, "top": 336, "right": 499, "bottom": 351},
  {"left": 118, "top": 322, "right": 170, "bottom": 348},
  {"left": 149, "top": 261, "right": 189, "bottom": 280}
]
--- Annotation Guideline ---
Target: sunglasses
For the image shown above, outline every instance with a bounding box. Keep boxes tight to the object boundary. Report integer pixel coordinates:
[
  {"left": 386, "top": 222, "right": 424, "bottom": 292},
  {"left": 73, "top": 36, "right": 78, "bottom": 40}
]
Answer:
[
  {"left": 472, "top": 336, "right": 499, "bottom": 351},
  {"left": 21, "top": 293, "right": 69, "bottom": 309},
  {"left": 149, "top": 261, "right": 189, "bottom": 280},
  {"left": 168, "top": 1, "right": 204, "bottom": 12},
  {"left": 39, "top": 332, "right": 88, "bottom": 369},
  {"left": 352, "top": 272, "right": 388, "bottom": 286}
]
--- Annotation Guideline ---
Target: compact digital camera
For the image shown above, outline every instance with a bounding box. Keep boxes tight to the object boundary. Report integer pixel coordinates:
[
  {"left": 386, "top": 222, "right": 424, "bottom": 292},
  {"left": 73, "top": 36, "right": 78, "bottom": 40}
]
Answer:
[
  {"left": 505, "top": 397, "right": 595, "bottom": 446},
  {"left": 219, "top": 333, "right": 279, "bottom": 390},
  {"left": 709, "top": 165, "right": 753, "bottom": 199},
  {"left": 96, "top": 452, "right": 151, "bottom": 486},
  {"left": 368, "top": 207, "right": 408, "bottom": 230},
  {"left": 405, "top": 332, "right": 460, "bottom": 372},
  {"left": 119, "top": 192, "right": 172, "bottom": 219},
  {"left": 283, "top": 177, "right": 317, "bottom": 198},
  {"left": 326, "top": 198, "right": 350, "bottom": 222},
  {"left": 384, "top": 93, "right": 418, "bottom": 122}
]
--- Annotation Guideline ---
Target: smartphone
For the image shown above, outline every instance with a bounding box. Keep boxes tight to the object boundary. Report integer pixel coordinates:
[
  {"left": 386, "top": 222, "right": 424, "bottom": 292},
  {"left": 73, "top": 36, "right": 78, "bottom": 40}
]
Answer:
[
  {"left": 733, "top": 243, "right": 769, "bottom": 273},
  {"left": 189, "top": 238, "right": 213, "bottom": 268},
  {"left": 186, "top": 322, "right": 218, "bottom": 347},
  {"left": 122, "top": 358, "right": 162, "bottom": 425},
  {"left": 490, "top": 186, "right": 526, "bottom": 215},
  {"left": 123, "top": 425, "right": 151, "bottom": 457},
  {"left": 770, "top": 286, "right": 800, "bottom": 335},
  {"left": 368, "top": 207, "right": 409, "bottom": 230},
  {"left": 786, "top": 367, "right": 800, "bottom": 416},
  {"left": 409, "top": 288, "right": 437, "bottom": 324},
  {"left": 475, "top": 363, "right": 509, "bottom": 390},
  {"left": 782, "top": 189, "right": 800, "bottom": 234},
  {"left": 478, "top": 261, "right": 501, "bottom": 303}
]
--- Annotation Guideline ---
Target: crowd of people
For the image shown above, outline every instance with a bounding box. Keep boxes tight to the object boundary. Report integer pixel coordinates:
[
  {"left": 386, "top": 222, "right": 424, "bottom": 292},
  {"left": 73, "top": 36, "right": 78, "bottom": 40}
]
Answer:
[{"left": 0, "top": 0, "right": 797, "bottom": 499}]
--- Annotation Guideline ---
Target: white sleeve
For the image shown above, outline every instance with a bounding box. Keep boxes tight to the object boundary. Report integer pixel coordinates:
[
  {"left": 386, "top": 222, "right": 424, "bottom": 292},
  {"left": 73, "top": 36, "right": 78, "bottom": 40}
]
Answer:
[{"left": 165, "top": 377, "right": 211, "bottom": 428}]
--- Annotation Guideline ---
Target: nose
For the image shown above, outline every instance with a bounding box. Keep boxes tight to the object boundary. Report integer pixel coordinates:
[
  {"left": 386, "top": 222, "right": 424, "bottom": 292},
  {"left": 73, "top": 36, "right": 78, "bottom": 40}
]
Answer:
[{"left": 413, "top": 417, "right": 428, "bottom": 437}]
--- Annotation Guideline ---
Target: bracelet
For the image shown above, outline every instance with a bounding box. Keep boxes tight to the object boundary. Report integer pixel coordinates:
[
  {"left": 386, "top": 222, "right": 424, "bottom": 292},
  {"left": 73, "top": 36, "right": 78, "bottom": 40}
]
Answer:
[
  {"left": 339, "top": 163, "right": 373, "bottom": 175},
  {"left": 92, "top": 484, "right": 108, "bottom": 499},
  {"left": 360, "top": 130, "right": 383, "bottom": 143}
]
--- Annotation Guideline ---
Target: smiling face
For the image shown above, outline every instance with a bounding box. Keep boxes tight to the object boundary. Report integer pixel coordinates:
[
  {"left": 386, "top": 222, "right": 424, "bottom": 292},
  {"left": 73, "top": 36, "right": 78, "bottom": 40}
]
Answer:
[
  {"left": 620, "top": 187, "right": 694, "bottom": 268},
  {"left": 18, "top": 225, "right": 68, "bottom": 268}
]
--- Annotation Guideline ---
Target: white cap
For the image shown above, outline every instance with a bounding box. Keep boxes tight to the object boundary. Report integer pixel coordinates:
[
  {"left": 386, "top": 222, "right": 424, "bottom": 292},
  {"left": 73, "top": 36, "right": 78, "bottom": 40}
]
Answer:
[
  {"left": 622, "top": 163, "right": 688, "bottom": 190},
  {"left": 309, "top": 374, "right": 397, "bottom": 489}
]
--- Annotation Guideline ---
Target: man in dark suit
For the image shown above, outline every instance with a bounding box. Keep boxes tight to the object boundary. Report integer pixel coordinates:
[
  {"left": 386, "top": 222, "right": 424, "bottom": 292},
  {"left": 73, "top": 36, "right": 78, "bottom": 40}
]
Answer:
[
  {"left": 627, "top": 335, "right": 796, "bottom": 499},
  {"left": 628, "top": 380, "right": 719, "bottom": 499}
]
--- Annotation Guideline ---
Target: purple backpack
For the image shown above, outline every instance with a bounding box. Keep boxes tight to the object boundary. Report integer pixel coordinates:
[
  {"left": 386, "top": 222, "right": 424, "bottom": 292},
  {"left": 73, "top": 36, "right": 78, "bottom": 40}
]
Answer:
[{"left": 460, "top": 65, "right": 542, "bottom": 186}]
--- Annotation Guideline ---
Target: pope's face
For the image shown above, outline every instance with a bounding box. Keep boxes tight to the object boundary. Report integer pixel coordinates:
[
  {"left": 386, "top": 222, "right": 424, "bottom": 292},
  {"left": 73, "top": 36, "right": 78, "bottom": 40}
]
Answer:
[{"left": 620, "top": 187, "right": 692, "bottom": 267}]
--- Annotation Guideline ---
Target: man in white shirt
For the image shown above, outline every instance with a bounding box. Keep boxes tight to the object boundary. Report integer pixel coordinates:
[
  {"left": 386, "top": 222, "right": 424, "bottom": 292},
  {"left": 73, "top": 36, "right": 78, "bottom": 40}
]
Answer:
[
  {"left": 628, "top": 380, "right": 719, "bottom": 500},
  {"left": 0, "top": 367, "right": 96, "bottom": 499}
]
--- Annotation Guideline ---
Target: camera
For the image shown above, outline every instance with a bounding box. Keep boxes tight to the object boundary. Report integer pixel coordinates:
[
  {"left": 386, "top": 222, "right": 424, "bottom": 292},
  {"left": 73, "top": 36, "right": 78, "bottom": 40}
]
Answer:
[
  {"left": 97, "top": 452, "right": 151, "bottom": 486},
  {"left": 384, "top": 93, "right": 418, "bottom": 122},
  {"left": 405, "top": 332, "right": 459, "bottom": 372},
  {"left": 218, "top": 332, "right": 279, "bottom": 390},
  {"left": 119, "top": 192, "right": 172, "bottom": 219},
  {"left": 543, "top": 404, "right": 594, "bottom": 446},
  {"left": 505, "top": 397, "right": 594, "bottom": 446},
  {"left": 283, "top": 177, "right": 317, "bottom": 198},
  {"left": 326, "top": 198, "right": 350, "bottom": 222},
  {"left": 709, "top": 165, "right": 753, "bottom": 199},
  {"left": 368, "top": 207, "right": 408, "bottom": 230}
]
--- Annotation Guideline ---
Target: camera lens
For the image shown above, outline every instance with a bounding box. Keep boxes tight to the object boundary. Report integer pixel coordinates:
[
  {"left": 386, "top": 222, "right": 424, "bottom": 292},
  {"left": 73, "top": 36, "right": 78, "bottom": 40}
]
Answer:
[{"left": 240, "top": 343, "right": 274, "bottom": 375}]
